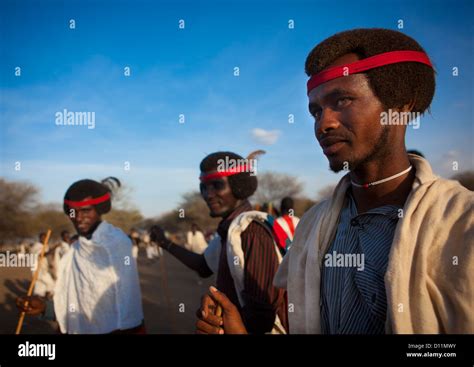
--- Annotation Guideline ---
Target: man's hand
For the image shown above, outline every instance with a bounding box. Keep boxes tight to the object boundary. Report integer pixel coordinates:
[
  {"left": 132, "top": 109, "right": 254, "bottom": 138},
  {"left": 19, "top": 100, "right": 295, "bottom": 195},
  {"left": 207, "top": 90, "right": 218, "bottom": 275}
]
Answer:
[
  {"left": 196, "top": 286, "right": 247, "bottom": 334},
  {"left": 16, "top": 296, "right": 46, "bottom": 316},
  {"left": 149, "top": 225, "right": 167, "bottom": 247}
]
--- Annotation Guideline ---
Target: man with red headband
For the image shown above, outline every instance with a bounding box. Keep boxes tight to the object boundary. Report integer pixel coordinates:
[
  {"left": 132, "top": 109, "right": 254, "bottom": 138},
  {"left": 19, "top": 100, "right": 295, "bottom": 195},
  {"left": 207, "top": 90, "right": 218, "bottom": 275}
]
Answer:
[
  {"left": 17, "top": 178, "right": 145, "bottom": 334},
  {"left": 151, "top": 151, "right": 289, "bottom": 334},
  {"left": 196, "top": 29, "right": 473, "bottom": 334}
]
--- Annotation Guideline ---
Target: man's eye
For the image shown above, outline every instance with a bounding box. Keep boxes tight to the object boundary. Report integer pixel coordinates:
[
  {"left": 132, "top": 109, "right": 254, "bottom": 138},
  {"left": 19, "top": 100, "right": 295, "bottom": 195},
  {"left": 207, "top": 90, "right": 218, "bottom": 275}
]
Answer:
[
  {"left": 212, "top": 181, "right": 225, "bottom": 191},
  {"left": 336, "top": 97, "right": 352, "bottom": 107},
  {"left": 313, "top": 109, "right": 322, "bottom": 120}
]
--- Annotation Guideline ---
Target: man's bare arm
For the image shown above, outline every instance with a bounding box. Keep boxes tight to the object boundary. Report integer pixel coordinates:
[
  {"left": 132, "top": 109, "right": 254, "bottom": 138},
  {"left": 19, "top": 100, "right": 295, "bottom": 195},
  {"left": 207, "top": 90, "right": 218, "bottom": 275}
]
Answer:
[{"left": 150, "top": 226, "right": 213, "bottom": 277}]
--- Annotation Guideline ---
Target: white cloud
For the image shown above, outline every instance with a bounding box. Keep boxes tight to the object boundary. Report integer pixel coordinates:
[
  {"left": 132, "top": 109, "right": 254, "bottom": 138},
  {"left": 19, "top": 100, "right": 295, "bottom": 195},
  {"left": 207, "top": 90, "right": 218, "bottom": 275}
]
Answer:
[
  {"left": 433, "top": 149, "right": 474, "bottom": 178},
  {"left": 251, "top": 128, "right": 281, "bottom": 145}
]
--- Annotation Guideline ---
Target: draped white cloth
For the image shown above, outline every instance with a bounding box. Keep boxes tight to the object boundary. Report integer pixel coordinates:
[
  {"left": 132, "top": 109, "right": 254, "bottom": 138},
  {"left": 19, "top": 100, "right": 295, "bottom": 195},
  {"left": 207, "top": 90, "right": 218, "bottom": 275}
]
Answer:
[{"left": 54, "top": 221, "right": 144, "bottom": 334}]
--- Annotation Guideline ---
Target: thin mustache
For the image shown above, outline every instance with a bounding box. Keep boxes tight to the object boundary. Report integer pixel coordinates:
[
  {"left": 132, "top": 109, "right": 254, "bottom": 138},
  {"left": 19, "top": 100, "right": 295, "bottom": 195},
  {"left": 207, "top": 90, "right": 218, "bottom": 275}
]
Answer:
[{"left": 318, "top": 134, "right": 350, "bottom": 142}]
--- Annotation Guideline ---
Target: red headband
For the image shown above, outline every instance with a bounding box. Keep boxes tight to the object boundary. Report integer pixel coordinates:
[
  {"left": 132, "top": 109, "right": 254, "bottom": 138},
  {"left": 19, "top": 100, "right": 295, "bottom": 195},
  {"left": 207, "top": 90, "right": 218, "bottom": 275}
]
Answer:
[
  {"left": 64, "top": 193, "right": 111, "bottom": 208},
  {"left": 200, "top": 165, "right": 250, "bottom": 182},
  {"left": 307, "top": 50, "right": 433, "bottom": 95}
]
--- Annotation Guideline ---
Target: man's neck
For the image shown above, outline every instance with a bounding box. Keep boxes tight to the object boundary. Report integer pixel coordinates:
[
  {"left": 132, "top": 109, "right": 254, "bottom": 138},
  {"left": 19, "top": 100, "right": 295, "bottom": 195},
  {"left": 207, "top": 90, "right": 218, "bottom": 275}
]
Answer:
[
  {"left": 350, "top": 153, "right": 414, "bottom": 213},
  {"left": 221, "top": 200, "right": 246, "bottom": 220},
  {"left": 80, "top": 220, "right": 102, "bottom": 240}
]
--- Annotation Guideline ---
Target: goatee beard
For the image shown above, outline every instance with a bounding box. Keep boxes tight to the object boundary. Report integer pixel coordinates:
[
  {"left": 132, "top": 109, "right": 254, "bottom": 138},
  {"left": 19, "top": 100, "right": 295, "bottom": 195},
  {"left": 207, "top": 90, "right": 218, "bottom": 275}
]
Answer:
[{"left": 329, "top": 126, "right": 390, "bottom": 173}]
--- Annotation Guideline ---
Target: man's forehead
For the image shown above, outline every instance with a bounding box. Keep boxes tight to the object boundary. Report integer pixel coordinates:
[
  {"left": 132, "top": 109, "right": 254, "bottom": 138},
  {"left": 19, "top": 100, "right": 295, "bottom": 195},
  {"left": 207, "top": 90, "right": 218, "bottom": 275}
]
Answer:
[
  {"left": 76, "top": 205, "right": 95, "bottom": 210},
  {"left": 308, "top": 52, "right": 366, "bottom": 104},
  {"left": 308, "top": 73, "right": 369, "bottom": 104}
]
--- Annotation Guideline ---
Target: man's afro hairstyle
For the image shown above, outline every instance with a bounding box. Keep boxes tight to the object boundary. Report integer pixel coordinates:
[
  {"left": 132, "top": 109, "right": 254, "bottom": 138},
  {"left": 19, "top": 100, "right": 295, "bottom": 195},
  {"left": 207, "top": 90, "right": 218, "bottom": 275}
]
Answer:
[
  {"left": 63, "top": 177, "right": 121, "bottom": 215},
  {"left": 200, "top": 151, "right": 258, "bottom": 200},
  {"left": 305, "top": 28, "right": 435, "bottom": 114}
]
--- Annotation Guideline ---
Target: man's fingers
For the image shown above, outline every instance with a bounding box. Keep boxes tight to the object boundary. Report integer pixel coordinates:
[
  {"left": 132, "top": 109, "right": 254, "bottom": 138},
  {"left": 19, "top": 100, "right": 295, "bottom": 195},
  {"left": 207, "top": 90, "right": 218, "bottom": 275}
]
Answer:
[
  {"left": 16, "top": 296, "right": 44, "bottom": 315},
  {"left": 201, "top": 310, "right": 223, "bottom": 327},
  {"left": 208, "top": 286, "right": 235, "bottom": 312},
  {"left": 195, "top": 305, "right": 217, "bottom": 319},
  {"left": 196, "top": 319, "right": 224, "bottom": 335},
  {"left": 16, "top": 297, "right": 31, "bottom": 310},
  {"left": 16, "top": 297, "right": 24, "bottom": 308},
  {"left": 201, "top": 294, "right": 216, "bottom": 317}
]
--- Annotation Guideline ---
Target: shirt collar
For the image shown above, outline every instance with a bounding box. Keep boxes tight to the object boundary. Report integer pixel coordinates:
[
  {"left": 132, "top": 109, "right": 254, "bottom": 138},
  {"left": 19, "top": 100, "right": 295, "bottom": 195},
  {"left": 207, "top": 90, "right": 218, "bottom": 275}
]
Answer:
[{"left": 217, "top": 200, "right": 252, "bottom": 239}]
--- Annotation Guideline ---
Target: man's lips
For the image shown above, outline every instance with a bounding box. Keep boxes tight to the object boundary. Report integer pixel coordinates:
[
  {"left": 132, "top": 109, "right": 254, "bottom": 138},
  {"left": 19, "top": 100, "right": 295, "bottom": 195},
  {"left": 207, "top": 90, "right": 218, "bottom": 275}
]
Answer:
[
  {"left": 319, "top": 136, "right": 349, "bottom": 155},
  {"left": 208, "top": 201, "right": 220, "bottom": 209}
]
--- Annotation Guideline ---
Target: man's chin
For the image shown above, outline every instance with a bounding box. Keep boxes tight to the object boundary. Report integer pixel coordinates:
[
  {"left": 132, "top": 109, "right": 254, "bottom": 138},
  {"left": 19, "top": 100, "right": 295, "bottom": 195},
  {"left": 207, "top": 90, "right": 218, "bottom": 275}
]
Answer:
[
  {"left": 327, "top": 156, "right": 348, "bottom": 173},
  {"left": 209, "top": 207, "right": 233, "bottom": 218},
  {"left": 76, "top": 225, "right": 92, "bottom": 236},
  {"left": 209, "top": 210, "right": 220, "bottom": 218}
]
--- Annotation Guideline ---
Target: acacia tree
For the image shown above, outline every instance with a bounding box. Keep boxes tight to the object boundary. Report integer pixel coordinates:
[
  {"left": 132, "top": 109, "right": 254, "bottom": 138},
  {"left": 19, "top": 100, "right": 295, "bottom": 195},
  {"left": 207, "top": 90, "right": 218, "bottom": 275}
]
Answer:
[
  {"left": 0, "top": 178, "right": 39, "bottom": 241},
  {"left": 252, "top": 171, "right": 304, "bottom": 205},
  {"left": 149, "top": 191, "right": 220, "bottom": 235}
]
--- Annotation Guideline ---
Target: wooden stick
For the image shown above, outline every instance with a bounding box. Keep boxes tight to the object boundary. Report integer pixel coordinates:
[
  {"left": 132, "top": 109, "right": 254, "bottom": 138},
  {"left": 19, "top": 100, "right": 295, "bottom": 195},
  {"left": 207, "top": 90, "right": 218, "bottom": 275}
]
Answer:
[
  {"left": 15, "top": 229, "right": 52, "bottom": 335},
  {"left": 215, "top": 304, "right": 222, "bottom": 317}
]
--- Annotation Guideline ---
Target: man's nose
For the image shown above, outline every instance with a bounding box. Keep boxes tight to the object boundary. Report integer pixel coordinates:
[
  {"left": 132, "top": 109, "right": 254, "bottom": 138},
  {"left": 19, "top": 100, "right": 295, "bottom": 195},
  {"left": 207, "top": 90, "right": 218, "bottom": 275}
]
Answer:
[
  {"left": 76, "top": 210, "right": 86, "bottom": 221},
  {"left": 315, "top": 108, "right": 340, "bottom": 137},
  {"left": 206, "top": 187, "right": 217, "bottom": 199}
]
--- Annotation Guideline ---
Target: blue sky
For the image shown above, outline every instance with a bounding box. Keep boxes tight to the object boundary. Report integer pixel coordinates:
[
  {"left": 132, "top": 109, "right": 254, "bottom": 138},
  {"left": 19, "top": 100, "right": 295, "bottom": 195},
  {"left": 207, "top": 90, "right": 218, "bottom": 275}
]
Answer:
[{"left": 1, "top": 0, "right": 473, "bottom": 217}]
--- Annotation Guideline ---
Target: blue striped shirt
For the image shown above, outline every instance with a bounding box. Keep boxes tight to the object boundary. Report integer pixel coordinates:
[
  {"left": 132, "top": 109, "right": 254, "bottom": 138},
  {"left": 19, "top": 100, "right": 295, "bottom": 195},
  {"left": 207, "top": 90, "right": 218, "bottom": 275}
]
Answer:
[{"left": 321, "top": 191, "right": 401, "bottom": 334}]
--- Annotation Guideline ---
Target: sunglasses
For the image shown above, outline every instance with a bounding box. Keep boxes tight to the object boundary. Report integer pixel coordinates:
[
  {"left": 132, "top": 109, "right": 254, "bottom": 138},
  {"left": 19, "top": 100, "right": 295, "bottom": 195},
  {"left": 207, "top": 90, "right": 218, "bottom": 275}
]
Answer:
[{"left": 199, "top": 179, "right": 226, "bottom": 195}]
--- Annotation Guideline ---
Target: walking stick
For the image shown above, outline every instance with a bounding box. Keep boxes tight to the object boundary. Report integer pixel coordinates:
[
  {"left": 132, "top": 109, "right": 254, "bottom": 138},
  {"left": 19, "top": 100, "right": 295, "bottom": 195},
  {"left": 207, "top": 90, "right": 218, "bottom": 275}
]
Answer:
[
  {"left": 215, "top": 304, "right": 222, "bottom": 317},
  {"left": 15, "top": 229, "right": 52, "bottom": 334}
]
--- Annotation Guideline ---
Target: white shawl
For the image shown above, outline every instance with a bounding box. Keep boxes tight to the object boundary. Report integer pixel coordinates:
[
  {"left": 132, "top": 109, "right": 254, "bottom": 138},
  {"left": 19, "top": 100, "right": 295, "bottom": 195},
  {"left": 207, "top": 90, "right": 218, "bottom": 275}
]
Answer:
[
  {"left": 54, "top": 221, "right": 144, "bottom": 334},
  {"left": 274, "top": 155, "right": 474, "bottom": 334},
  {"left": 204, "top": 211, "right": 286, "bottom": 333}
]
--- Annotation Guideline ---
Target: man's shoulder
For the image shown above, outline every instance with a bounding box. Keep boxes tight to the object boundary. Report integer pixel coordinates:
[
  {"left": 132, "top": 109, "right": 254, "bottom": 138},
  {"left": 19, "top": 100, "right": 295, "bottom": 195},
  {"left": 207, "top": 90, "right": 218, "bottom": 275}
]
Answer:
[
  {"left": 241, "top": 219, "right": 273, "bottom": 240},
  {"left": 229, "top": 211, "right": 276, "bottom": 246},
  {"left": 298, "top": 199, "right": 332, "bottom": 230},
  {"left": 98, "top": 221, "right": 132, "bottom": 247},
  {"left": 420, "top": 177, "right": 473, "bottom": 213}
]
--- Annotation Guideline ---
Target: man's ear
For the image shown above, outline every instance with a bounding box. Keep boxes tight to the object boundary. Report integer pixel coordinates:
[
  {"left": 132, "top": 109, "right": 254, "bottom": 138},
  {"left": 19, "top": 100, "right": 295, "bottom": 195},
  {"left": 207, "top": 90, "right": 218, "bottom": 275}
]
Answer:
[
  {"left": 93, "top": 206, "right": 102, "bottom": 219},
  {"left": 397, "top": 100, "right": 417, "bottom": 128},
  {"left": 401, "top": 100, "right": 416, "bottom": 113}
]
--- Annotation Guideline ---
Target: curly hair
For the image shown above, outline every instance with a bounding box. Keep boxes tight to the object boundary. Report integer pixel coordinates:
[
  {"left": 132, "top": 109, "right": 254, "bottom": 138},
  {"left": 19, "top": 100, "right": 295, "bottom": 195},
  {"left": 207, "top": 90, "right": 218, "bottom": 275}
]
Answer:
[
  {"left": 200, "top": 151, "right": 258, "bottom": 200},
  {"left": 305, "top": 28, "right": 435, "bottom": 114},
  {"left": 63, "top": 179, "right": 113, "bottom": 215}
]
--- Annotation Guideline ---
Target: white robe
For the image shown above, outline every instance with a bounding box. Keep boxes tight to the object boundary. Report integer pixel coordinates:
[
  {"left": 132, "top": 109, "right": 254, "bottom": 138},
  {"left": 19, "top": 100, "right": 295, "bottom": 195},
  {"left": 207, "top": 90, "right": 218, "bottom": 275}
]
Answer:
[{"left": 54, "top": 221, "right": 144, "bottom": 334}]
